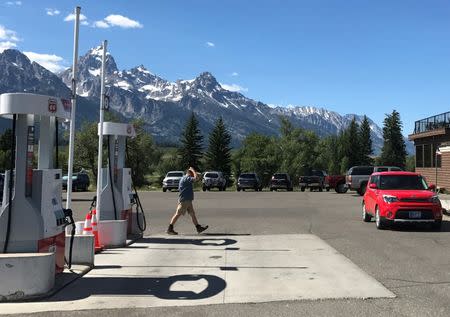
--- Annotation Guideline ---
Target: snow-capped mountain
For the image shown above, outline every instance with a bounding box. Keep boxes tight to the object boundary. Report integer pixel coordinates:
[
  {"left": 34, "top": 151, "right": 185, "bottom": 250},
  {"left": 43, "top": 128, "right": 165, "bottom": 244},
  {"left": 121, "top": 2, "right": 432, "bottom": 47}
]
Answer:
[
  {"left": 0, "top": 49, "right": 98, "bottom": 125},
  {"left": 1, "top": 48, "right": 412, "bottom": 154},
  {"left": 60, "top": 46, "right": 389, "bottom": 150}
]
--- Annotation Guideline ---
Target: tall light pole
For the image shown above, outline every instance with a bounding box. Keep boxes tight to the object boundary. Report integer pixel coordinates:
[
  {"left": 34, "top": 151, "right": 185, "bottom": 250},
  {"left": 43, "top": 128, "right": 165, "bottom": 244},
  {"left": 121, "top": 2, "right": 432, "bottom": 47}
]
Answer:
[
  {"left": 96, "top": 40, "right": 108, "bottom": 219},
  {"left": 66, "top": 6, "right": 81, "bottom": 209}
]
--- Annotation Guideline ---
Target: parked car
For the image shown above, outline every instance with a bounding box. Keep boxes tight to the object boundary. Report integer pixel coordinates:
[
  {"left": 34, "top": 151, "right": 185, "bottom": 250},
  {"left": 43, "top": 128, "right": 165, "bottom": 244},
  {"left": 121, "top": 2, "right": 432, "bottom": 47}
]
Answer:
[
  {"left": 362, "top": 171, "right": 442, "bottom": 230},
  {"left": 202, "top": 171, "right": 227, "bottom": 191},
  {"left": 62, "top": 172, "right": 90, "bottom": 192},
  {"left": 237, "top": 173, "right": 262, "bottom": 191},
  {"left": 325, "top": 174, "right": 347, "bottom": 193},
  {"left": 162, "top": 171, "right": 184, "bottom": 192},
  {"left": 346, "top": 166, "right": 403, "bottom": 196},
  {"left": 299, "top": 170, "right": 328, "bottom": 192},
  {"left": 270, "top": 173, "right": 293, "bottom": 191}
]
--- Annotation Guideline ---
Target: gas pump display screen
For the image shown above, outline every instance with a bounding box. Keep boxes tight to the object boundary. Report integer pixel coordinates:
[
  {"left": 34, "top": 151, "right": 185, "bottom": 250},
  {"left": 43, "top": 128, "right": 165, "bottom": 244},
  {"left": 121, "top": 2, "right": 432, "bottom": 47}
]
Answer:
[{"left": 26, "top": 126, "right": 35, "bottom": 197}]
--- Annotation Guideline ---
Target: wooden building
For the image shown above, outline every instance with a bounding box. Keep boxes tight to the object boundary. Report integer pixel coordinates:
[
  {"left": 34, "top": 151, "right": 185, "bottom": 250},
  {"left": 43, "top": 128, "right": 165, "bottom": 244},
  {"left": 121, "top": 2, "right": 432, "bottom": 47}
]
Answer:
[{"left": 408, "top": 111, "right": 450, "bottom": 190}]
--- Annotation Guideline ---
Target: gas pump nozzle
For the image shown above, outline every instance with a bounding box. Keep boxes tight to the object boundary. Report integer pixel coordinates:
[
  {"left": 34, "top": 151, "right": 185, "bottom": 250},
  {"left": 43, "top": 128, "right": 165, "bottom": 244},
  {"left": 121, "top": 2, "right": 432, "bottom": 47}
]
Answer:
[{"left": 63, "top": 208, "right": 75, "bottom": 269}]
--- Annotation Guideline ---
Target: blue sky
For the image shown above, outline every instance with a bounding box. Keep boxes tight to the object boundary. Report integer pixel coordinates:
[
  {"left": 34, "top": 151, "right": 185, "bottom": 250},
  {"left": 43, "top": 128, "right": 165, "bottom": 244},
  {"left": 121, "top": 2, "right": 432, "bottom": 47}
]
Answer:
[{"left": 1, "top": 0, "right": 450, "bottom": 134}]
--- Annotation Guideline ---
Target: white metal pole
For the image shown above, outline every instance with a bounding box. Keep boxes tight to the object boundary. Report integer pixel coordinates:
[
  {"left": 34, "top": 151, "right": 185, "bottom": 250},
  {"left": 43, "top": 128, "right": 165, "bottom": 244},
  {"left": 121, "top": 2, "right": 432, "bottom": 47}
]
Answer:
[
  {"left": 96, "top": 40, "right": 108, "bottom": 217},
  {"left": 66, "top": 6, "right": 80, "bottom": 209},
  {"left": 435, "top": 149, "right": 439, "bottom": 192}
]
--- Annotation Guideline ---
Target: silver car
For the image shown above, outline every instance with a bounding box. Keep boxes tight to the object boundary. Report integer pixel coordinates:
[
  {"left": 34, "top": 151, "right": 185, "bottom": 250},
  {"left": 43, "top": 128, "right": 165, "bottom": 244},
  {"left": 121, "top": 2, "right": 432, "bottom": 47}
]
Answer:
[
  {"left": 162, "top": 171, "right": 184, "bottom": 192},
  {"left": 202, "top": 171, "right": 227, "bottom": 191}
]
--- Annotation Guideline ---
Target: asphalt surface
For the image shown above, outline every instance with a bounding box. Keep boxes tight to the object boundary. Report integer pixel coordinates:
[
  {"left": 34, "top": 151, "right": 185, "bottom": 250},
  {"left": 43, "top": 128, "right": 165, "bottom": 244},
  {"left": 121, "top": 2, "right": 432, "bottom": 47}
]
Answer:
[{"left": 7, "top": 189, "right": 450, "bottom": 316}]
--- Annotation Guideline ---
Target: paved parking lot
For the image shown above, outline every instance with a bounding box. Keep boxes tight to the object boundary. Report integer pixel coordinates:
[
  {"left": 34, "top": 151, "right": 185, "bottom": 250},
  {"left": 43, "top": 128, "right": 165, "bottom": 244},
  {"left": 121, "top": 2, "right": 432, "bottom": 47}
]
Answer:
[{"left": 5, "top": 190, "right": 450, "bottom": 316}]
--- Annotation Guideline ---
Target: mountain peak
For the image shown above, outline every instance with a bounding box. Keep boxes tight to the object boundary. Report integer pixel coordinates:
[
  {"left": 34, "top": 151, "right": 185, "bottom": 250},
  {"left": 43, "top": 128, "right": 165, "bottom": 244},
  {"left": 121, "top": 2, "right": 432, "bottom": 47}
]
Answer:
[
  {"left": 0, "top": 49, "right": 31, "bottom": 65},
  {"left": 193, "top": 71, "right": 220, "bottom": 92},
  {"left": 130, "top": 64, "right": 152, "bottom": 75},
  {"left": 88, "top": 45, "right": 111, "bottom": 58}
]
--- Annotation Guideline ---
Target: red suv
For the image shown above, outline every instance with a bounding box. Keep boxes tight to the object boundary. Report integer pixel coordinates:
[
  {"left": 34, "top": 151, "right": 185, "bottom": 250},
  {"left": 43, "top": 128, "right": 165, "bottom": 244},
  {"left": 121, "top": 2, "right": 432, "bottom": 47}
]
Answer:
[{"left": 362, "top": 171, "right": 442, "bottom": 230}]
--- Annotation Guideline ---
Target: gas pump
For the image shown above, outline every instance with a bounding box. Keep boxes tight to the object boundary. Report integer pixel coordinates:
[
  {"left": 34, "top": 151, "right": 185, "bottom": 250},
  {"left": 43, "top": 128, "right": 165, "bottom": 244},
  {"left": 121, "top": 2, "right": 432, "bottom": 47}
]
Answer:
[
  {"left": 0, "top": 93, "right": 75, "bottom": 274},
  {"left": 97, "top": 122, "right": 146, "bottom": 241}
]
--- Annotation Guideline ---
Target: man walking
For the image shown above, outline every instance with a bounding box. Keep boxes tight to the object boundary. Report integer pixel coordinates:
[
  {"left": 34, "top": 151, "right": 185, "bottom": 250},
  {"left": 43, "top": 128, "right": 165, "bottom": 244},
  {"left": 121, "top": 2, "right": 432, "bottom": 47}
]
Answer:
[{"left": 167, "top": 166, "right": 208, "bottom": 235}]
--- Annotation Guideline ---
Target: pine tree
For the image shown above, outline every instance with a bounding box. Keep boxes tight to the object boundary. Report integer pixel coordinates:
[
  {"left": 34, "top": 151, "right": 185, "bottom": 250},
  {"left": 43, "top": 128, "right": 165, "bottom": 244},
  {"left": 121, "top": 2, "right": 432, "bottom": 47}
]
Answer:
[
  {"left": 178, "top": 112, "right": 204, "bottom": 170},
  {"left": 359, "top": 115, "right": 373, "bottom": 165},
  {"left": 379, "top": 110, "right": 407, "bottom": 169},
  {"left": 205, "top": 117, "right": 232, "bottom": 176},
  {"left": 342, "top": 117, "right": 360, "bottom": 168}
]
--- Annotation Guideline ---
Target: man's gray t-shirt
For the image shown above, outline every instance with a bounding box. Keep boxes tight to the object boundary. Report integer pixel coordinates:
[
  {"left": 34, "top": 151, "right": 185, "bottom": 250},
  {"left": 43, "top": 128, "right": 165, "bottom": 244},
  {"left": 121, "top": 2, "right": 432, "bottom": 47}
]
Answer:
[{"left": 178, "top": 175, "right": 194, "bottom": 202}]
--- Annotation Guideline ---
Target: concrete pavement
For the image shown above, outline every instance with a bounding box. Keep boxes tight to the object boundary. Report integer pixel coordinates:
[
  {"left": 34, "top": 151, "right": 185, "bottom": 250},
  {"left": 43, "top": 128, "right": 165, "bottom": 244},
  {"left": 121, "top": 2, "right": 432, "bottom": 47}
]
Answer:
[
  {"left": 0, "top": 234, "right": 393, "bottom": 315},
  {"left": 3, "top": 190, "right": 450, "bottom": 316}
]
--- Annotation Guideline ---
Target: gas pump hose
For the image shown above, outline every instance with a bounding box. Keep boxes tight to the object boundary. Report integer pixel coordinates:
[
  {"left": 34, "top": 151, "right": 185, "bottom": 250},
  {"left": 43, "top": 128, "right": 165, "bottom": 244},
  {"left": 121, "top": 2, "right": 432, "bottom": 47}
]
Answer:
[
  {"left": 125, "top": 142, "right": 147, "bottom": 232},
  {"left": 63, "top": 209, "right": 75, "bottom": 269},
  {"left": 132, "top": 182, "right": 147, "bottom": 232},
  {"left": 2, "top": 114, "right": 16, "bottom": 253},
  {"left": 107, "top": 136, "right": 118, "bottom": 220}
]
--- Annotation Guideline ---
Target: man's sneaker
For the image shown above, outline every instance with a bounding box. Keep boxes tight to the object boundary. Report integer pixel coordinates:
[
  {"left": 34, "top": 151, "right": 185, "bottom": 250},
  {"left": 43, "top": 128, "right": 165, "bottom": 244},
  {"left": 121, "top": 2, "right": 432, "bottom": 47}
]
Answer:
[
  {"left": 167, "top": 225, "right": 178, "bottom": 235},
  {"left": 196, "top": 224, "right": 209, "bottom": 234}
]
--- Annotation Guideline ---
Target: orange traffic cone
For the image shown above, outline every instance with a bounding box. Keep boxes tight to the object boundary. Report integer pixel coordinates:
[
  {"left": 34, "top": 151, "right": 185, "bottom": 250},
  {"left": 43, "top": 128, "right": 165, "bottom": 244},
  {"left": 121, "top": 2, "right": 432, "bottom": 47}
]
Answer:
[
  {"left": 83, "top": 212, "right": 93, "bottom": 235},
  {"left": 91, "top": 209, "right": 103, "bottom": 253}
]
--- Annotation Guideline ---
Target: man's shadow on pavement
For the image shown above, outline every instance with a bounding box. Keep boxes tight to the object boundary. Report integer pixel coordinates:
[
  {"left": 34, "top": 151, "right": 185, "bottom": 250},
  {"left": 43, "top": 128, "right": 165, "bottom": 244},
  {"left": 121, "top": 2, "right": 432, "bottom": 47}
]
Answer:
[
  {"left": 49, "top": 274, "right": 226, "bottom": 301},
  {"left": 140, "top": 237, "right": 238, "bottom": 246}
]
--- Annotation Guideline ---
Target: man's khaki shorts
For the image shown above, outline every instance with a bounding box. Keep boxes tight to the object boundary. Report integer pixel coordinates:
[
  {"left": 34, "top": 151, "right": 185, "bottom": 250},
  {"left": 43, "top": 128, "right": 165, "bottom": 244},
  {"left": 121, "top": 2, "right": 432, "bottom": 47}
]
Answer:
[{"left": 176, "top": 200, "right": 195, "bottom": 216}]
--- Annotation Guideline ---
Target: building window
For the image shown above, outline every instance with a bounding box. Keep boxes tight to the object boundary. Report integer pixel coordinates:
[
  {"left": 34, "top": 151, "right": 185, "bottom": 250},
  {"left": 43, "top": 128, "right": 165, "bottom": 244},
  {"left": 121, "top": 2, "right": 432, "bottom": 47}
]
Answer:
[
  {"left": 433, "top": 143, "right": 442, "bottom": 168},
  {"left": 424, "top": 144, "right": 432, "bottom": 167},
  {"left": 416, "top": 145, "right": 423, "bottom": 168}
]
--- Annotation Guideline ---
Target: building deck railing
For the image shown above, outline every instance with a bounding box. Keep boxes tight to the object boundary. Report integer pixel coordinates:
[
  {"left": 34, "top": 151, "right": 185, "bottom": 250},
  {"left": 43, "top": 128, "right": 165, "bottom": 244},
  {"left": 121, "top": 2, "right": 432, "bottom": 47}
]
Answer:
[{"left": 414, "top": 111, "right": 450, "bottom": 134}]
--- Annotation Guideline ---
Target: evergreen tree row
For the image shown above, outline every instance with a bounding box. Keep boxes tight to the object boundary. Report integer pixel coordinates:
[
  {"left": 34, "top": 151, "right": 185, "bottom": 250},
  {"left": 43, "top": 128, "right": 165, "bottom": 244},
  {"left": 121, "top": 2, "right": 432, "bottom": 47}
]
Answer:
[{"left": 176, "top": 110, "right": 408, "bottom": 182}]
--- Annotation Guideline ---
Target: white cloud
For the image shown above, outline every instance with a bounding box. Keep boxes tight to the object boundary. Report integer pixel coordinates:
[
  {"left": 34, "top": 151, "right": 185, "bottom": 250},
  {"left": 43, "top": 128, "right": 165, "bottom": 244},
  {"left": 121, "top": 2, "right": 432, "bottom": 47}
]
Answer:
[
  {"left": 0, "top": 41, "right": 16, "bottom": 52},
  {"left": 206, "top": 41, "right": 215, "bottom": 47},
  {"left": 46, "top": 8, "right": 60, "bottom": 16},
  {"left": 0, "top": 25, "right": 19, "bottom": 42},
  {"left": 231, "top": 72, "right": 239, "bottom": 77},
  {"left": 0, "top": 25, "right": 19, "bottom": 52},
  {"left": 93, "top": 20, "right": 110, "bottom": 28},
  {"left": 23, "top": 51, "right": 66, "bottom": 73},
  {"left": 220, "top": 83, "right": 248, "bottom": 93},
  {"left": 64, "top": 13, "right": 87, "bottom": 22},
  {"left": 92, "top": 14, "right": 143, "bottom": 29},
  {"left": 5, "top": 1, "right": 21, "bottom": 6}
]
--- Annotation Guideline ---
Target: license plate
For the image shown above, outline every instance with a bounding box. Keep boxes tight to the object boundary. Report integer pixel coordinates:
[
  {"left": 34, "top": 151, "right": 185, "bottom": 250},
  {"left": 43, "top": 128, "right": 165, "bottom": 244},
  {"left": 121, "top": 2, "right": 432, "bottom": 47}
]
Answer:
[{"left": 409, "top": 211, "right": 422, "bottom": 219}]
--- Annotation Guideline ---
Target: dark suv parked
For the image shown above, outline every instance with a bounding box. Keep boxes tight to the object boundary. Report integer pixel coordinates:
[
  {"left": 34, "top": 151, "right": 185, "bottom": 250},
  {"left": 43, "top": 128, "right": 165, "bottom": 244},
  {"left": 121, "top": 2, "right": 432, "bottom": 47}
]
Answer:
[
  {"left": 270, "top": 173, "right": 293, "bottom": 191},
  {"left": 299, "top": 170, "right": 328, "bottom": 192},
  {"left": 237, "top": 173, "right": 262, "bottom": 191},
  {"left": 62, "top": 172, "right": 90, "bottom": 192}
]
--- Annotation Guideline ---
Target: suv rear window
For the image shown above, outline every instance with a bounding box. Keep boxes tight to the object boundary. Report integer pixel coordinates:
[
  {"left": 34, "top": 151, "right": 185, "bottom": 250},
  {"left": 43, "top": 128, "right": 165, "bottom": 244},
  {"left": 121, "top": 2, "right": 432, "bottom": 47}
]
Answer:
[
  {"left": 273, "top": 174, "right": 287, "bottom": 179},
  {"left": 204, "top": 173, "right": 219, "bottom": 178},
  {"left": 350, "top": 167, "right": 374, "bottom": 175},
  {"left": 240, "top": 173, "right": 256, "bottom": 179},
  {"left": 167, "top": 172, "right": 183, "bottom": 177},
  {"left": 312, "top": 170, "right": 325, "bottom": 177}
]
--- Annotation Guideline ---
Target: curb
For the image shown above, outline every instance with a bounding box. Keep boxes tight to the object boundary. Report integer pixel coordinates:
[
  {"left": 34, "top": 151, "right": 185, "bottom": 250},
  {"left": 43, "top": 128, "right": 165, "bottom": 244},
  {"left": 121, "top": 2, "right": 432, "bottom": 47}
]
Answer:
[
  {"left": 0, "top": 264, "right": 92, "bottom": 303},
  {"left": 0, "top": 236, "right": 144, "bottom": 303}
]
